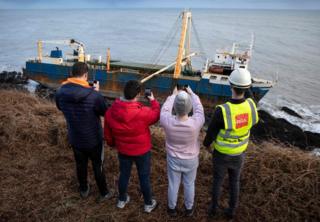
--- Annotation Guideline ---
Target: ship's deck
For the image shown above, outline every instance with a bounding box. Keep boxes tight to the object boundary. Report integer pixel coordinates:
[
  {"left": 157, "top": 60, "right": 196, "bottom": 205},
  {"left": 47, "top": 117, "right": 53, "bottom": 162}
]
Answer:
[{"left": 111, "top": 61, "right": 169, "bottom": 73}]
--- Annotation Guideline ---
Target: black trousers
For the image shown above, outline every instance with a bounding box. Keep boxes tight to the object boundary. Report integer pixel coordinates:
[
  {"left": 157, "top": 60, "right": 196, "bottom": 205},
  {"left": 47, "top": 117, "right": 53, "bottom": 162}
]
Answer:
[
  {"left": 211, "top": 149, "right": 245, "bottom": 210},
  {"left": 72, "top": 142, "right": 108, "bottom": 196}
]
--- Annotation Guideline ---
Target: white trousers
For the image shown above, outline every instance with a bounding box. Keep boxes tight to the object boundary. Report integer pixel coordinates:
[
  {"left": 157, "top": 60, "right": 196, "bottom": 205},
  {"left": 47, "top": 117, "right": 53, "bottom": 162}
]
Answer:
[{"left": 167, "top": 154, "right": 199, "bottom": 210}]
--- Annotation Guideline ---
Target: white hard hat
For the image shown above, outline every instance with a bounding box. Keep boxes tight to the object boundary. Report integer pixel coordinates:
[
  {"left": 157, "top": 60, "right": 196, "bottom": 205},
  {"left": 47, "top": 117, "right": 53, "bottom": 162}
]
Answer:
[{"left": 229, "top": 68, "right": 252, "bottom": 88}]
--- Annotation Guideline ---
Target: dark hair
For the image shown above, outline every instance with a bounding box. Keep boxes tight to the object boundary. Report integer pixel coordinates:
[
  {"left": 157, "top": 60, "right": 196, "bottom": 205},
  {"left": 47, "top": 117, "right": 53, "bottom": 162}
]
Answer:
[
  {"left": 71, "top": 62, "right": 88, "bottom": 77},
  {"left": 232, "top": 86, "right": 246, "bottom": 96},
  {"left": 124, "top": 80, "right": 141, "bottom": 100}
]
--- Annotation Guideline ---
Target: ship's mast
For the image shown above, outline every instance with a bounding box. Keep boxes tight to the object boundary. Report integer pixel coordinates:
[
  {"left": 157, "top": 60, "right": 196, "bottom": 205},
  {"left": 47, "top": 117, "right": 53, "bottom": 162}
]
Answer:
[
  {"left": 186, "top": 14, "right": 191, "bottom": 67},
  {"left": 173, "top": 10, "right": 192, "bottom": 79},
  {"left": 37, "top": 40, "right": 42, "bottom": 62},
  {"left": 106, "top": 48, "right": 111, "bottom": 72}
]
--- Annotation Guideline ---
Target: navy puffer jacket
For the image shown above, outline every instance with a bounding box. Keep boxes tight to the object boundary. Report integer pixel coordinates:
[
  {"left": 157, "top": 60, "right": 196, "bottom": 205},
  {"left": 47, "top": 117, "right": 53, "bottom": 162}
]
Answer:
[{"left": 55, "top": 83, "right": 107, "bottom": 149}]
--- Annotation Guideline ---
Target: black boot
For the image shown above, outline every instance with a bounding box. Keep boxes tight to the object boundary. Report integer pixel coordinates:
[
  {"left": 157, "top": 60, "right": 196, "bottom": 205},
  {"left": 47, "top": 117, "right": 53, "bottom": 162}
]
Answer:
[
  {"left": 185, "top": 206, "right": 194, "bottom": 217},
  {"left": 167, "top": 207, "right": 178, "bottom": 217},
  {"left": 224, "top": 208, "right": 235, "bottom": 220},
  {"left": 208, "top": 204, "right": 218, "bottom": 218}
]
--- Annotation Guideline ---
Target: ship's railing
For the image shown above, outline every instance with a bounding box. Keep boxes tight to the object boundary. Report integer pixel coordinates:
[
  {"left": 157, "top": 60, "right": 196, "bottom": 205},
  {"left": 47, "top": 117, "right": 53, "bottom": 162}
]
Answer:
[
  {"left": 119, "top": 68, "right": 140, "bottom": 74},
  {"left": 87, "top": 64, "right": 106, "bottom": 70}
]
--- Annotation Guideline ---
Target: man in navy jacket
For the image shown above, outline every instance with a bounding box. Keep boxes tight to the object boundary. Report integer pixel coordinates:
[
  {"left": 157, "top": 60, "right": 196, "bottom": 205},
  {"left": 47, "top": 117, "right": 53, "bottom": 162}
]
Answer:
[{"left": 56, "top": 62, "right": 112, "bottom": 202}]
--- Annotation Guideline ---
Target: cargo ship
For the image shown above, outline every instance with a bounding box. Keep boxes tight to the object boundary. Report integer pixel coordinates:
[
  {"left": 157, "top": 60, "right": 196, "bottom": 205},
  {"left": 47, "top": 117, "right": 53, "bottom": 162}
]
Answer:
[{"left": 23, "top": 10, "right": 274, "bottom": 105}]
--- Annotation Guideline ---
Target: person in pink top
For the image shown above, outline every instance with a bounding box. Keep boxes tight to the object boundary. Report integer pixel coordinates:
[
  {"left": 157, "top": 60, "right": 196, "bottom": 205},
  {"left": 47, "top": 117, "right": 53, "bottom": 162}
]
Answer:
[{"left": 160, "top": 86, "right": 205, "bottom": 217}]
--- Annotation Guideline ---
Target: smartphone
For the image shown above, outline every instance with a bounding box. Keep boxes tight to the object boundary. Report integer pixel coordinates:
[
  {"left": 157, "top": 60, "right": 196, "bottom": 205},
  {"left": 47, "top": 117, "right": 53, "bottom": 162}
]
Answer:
[
  {"left": 88, "top": 80, "right": 97, "bottom": 87},
  {"left": 177, "top": 84, "right": 188, "bottom": 92},
  {"left": 145, "top": 88, "right": 152, "bottom": 98}
]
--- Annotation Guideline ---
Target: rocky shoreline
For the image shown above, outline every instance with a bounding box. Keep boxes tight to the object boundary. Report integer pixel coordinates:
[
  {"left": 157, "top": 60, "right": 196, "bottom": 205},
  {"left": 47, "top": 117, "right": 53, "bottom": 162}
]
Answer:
[
  {"left": 251, "top": 110, "right": 320, "bottom": 151},
  {"left": 1, "top": 71, "right": 320, "bottom": 151}
]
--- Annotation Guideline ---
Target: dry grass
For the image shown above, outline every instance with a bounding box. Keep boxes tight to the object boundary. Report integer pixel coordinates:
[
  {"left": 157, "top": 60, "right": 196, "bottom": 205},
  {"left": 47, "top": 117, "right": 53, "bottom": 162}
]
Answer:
[{"left": 0, "top": 89, "right": 319, "bottom": 222}]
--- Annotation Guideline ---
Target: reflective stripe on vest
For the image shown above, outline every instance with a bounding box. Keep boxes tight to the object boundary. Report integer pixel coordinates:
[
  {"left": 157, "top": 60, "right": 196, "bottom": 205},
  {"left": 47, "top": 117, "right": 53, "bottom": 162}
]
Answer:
[
  {"left": 215, "top": 137, "right": 250, "bottom": 148},
  {"left": 247, "top": 98, "right": 258, "bottom": 127},
  {"left": 212, "top": 98, "right": 258, "bottom": 155}
]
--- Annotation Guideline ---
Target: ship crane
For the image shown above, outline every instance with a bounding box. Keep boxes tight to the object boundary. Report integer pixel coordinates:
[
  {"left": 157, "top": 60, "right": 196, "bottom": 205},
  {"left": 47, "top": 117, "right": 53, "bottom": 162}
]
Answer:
[
  {"left": 140, "top": 52, "right": 198, "bottom": 84},
  {"left": 37, "top": 39, "right": 85, "bottom": 63}
]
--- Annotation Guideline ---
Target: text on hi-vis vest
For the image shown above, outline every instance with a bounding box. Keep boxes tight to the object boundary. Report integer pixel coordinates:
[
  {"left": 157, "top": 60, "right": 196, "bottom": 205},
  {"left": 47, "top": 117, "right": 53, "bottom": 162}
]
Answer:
[{"left": 235, "top": 113, "right": 249, "bottom": 129}]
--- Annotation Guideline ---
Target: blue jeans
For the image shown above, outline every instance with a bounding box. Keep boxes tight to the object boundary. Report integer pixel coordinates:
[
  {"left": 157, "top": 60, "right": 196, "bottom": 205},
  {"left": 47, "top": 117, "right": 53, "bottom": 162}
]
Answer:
[{"left": 118, "top": 151, "right": 152, "bottom": 205}]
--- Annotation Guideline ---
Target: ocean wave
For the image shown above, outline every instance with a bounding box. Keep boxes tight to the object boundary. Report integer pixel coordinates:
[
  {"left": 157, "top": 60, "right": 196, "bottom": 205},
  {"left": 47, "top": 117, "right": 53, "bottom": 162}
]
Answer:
[
  {"left": 259, "top": 97, "right": 320, "bottom": 134},
  {"left": 24, "top": 79, "right": 39, "bottom": 93},
  {"left": 312, "top": 148, "right": 320, "bottom": 157}
]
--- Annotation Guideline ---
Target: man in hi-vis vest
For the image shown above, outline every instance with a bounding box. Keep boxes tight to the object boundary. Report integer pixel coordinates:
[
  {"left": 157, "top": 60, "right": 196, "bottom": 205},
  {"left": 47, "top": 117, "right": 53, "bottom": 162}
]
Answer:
[{"left": 203, "top": 68, "right": 259, "bottom": 219}]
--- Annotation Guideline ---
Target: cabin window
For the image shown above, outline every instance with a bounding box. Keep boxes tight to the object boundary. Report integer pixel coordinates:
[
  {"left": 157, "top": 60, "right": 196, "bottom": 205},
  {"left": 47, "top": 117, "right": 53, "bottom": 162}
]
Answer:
[
  {"left": 225, "top": 56, "right": 227, "bottom": 59},
  {"left": 221, "top": 77, "right": 228, "bottom": 81},
  {"left": 240, "top": 66, "right": 245, "bottom": 68},
  {"left": 217, "top": 56, "right": 220, "bottom": 58},
  {"left": 210, "top": 76, "right": 217, "bottom": 80}
]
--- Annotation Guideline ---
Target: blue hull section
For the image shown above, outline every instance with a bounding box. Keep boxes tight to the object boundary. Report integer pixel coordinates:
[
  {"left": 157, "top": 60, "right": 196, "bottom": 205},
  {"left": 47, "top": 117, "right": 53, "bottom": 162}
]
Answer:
[{"left": 25, "top": 61, "right": 270, "bottom": 103}]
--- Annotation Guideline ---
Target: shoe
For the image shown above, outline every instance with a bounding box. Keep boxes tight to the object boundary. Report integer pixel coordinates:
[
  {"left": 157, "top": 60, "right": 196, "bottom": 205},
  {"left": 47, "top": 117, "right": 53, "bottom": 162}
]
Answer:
[
  {"left": 144, "top": 199, "right": 158, "bottom": 213},
  {"left": 79, "top": 184, "right": 90, "bottom": 198},
  {"left": 208, "top": 205, "right": 218, "bottom": 218},
  {"left": 185, "top": 206, "right": 194, "bottom": 217},
  {"left": 117, "top": 195, "right": 130, "bottom": 209},
  {"left": 167, "top": 207, "right": 178, "bottom": 217},
  {"left": 96, "top": 189, "right": 114, "bottom": 203},
  {"left": 224, "top": 208, "right": 235, "bottom": 220}
]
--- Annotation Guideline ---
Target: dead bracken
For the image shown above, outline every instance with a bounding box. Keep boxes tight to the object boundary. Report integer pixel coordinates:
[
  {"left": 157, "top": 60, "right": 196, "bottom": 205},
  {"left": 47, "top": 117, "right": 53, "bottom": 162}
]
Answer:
[{"left": 0, "top": 89, "right": 319, "bottom": 221}]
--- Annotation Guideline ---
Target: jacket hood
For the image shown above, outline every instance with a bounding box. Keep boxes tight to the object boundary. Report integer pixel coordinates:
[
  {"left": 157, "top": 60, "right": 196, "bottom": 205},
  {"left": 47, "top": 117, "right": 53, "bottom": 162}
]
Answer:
[
  {"left": 58, "top": 83, "right": 94, "bottom": 103},
  {"left": 110, "top": 99, "right": 142, "bottom": 123}
]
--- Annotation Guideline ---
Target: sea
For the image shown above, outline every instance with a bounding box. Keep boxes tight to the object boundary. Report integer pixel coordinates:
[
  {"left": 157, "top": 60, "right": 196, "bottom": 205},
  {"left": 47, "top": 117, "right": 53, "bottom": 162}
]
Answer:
[{"left": 0, "top": 8, "right": 320, "bottom": 135}]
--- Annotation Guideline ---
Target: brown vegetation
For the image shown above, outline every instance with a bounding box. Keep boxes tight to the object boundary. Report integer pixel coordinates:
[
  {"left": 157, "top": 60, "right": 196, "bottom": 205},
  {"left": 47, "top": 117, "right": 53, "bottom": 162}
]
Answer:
[{"left": 0, "top": 90, "right": 319, "bottom": 221}]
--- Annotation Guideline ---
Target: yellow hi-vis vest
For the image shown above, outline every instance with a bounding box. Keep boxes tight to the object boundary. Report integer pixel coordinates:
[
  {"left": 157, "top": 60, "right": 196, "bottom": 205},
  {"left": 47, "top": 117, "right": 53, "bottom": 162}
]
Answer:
[{"left": 212, "top": 98, "right": 259, "bottom": 155}]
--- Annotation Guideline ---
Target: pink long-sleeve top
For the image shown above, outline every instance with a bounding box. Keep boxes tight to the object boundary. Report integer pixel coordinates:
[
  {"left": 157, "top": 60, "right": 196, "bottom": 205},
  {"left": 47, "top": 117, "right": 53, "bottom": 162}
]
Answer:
[{"left": 160, "top": 92, "right": 205, "bottom": 159}]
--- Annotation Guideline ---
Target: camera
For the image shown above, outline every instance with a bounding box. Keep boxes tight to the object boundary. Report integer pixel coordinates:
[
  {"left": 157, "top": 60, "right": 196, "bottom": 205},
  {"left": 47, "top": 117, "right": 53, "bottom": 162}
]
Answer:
[
  {"left": 88, "top": 80, "right": 97, "bottom": 87},
  {"left": 144, "top": 88, "right": 152, "bottom": 98},
  {"left": 177, "top": 84, "right": 188, "bottom": 92}
]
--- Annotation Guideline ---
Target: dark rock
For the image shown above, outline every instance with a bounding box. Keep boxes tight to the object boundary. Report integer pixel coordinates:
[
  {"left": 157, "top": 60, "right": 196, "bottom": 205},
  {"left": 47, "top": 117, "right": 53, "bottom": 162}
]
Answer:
[
  {"left": 0, "top": 70, "right": 57, "bottom": 100},
  {"left": 281, "top": 106, "right": 303, "bottom": 119},
  {"left": 0, "top": 71, "right": 28, "bottom": 84},
  {"left": 251, "top": 110, "right": 320, "bottom": 150},
  {"left": 35, "top": 84, "right": 56, "bottom": 101}
]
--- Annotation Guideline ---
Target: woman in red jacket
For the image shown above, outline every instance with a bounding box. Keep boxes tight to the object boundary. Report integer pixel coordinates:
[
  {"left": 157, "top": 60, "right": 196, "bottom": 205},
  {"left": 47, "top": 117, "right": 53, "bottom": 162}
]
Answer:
[{"left": 104, "top": 80, "right": 160, "bottom": 213}]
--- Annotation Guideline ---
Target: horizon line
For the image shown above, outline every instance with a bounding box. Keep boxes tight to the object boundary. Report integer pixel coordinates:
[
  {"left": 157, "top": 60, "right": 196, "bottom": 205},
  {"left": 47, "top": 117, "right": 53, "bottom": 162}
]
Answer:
[{"left": 1, "top": 7, "right": 320, "bottom": 10}]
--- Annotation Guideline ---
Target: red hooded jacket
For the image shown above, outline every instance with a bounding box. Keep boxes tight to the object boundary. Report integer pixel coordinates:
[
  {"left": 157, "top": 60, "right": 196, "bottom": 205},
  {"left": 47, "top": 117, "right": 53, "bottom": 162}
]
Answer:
[{"left": 104, "top": 98, "right": 160, "bottom": 156}]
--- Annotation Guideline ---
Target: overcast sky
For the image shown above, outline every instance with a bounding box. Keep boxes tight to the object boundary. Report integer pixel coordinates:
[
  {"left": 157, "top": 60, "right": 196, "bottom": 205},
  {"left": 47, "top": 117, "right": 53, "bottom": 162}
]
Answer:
[{"left": 0, "top": 0, "right": 319, "bottom": 9}]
